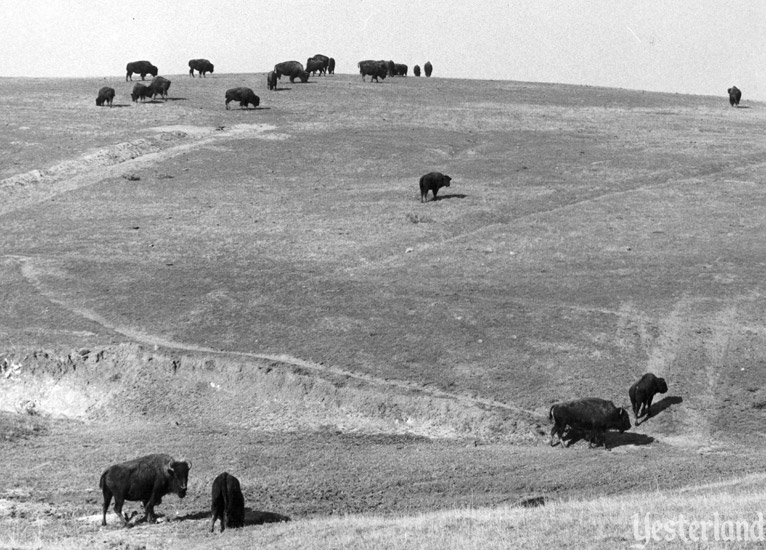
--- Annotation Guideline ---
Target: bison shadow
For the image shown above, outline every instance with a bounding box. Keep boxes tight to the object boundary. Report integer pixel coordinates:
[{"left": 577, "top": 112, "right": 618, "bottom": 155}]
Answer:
[
  {"left": 433, "top": 193, "right": 467, "bottom": 201},
  {"left": 164, "top": 97, "right": 188, "bottom": 102},
  {"left": 559, "top": 430, "right": 654, "bottom": 449},
  {"left": 735, "top": 105, "right": 751, "bottom": 109},
  {"left": 102, "top": 104, "right": 131, "bottom": 108},
  {"left": 175, "top": 508, "right": 290, "bottom": 526},
  {"left": 638, "top": 395, "right": 683, "bottom": 425}
]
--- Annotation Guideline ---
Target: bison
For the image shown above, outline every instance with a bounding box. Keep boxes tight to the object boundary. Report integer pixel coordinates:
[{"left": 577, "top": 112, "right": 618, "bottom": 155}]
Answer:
[
  {"left": 394, "top": 63, "right": 408, "bottom": 76},
  {"left": 267, "top": 70, "right": 278, "bottom": 91},
  {"left": 358, "top": 60, "right": 388, "bottom": 82},
  {"left": 328, "top": 57, "right": 335, "bottom": 74},
  {"left": 131, "top": 83, "right": 152, "bottom": 102},
  {"left": 413, "top": 65, "right": 421, "bottom": 77},
  {"left": 148, "top": 76, "right": 171, "bottom": 100},
  {"left": 273, "top": 61, "right": 309, "bottom": 83},
  {"left": 126, "top": 60, "right": 158, "bottom": 81},
  {"left": 189, "top": 58, "right": 214, "bottom": 77},
  {"left": 629, "top": 373, "right": 668, "bottom": 423},
  {"left": 549, "top": 398, "right": 631, "bottom": 450},
  {"left": 210, "top": 472, "right": 245, "bottom": 532},
  {"left": 419, "top": 172, "right": 452, "bottom": 202},
  {"left": 100, "top": 454, "right": 191, "bottom": 527},
  {"left": 728, "top": 86, "right": 742, "bottom": 107},
  {"left": 307, "top": 54, "right": 329, "bottom": 75},
  {"left": 424, "top": 61, "right": 433, "bottom": 77},
  {"left": 96, "top": 86, "right": 115, "bottom": 107},
  {"left": 225, "top": 87, "right": 260, "bottom": 110}
]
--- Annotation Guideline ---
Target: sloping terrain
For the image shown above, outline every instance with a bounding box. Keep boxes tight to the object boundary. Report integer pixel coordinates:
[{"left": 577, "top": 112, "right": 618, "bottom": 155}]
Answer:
[{"left": 1, "top": 73, "right": 766, "bottom": 547}]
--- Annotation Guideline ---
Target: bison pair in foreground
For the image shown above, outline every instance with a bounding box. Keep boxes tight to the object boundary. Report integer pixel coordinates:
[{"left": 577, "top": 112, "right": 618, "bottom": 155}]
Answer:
[
  {"left": 549, "top": 398, "right": 631, "bottom": 450},
  {"left": 100, "top": 454, "right": 191, "bottom": 526}
]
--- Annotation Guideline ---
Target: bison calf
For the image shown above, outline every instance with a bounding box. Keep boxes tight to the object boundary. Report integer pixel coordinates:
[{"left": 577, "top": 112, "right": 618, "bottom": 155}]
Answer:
[
  {"left": 100, "top": 454, "right": 191, "bottom": 527},
  {"left": 419, "top": 172, "right": 452, "bottom": 202},
  {"left": 210, "top": 472, "right": 245, "bottom": 532},
  {"left": 225, "top": 87, "right": 260, "bottom": 110},
  {"left": 96, "top": 86, "right": 115, "bottom": 107},
  {"left": 629, "top": 373, "right": 668, "bottom": 423}
]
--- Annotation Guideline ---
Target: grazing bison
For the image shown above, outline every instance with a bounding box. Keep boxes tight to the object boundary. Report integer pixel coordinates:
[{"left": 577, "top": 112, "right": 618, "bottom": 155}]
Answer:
[
  {"left": 210, "top": 472, "right": 245, "bottom": 532},
  {"left": 424, "top": 61, "right": 433, "bottom": 77},
  {"left": 188, "top": 58, "right": 214, "bottom": 77},
  {"left": 728, "top": 86, "right": 742, "bottom": 106},
  {"left": 100, "top": 454, "right": 191, "bottom": 527},
  {"left": 126, "top": 60, "right": 158, "bottom": 81},
  {"left": 328, "top": 57, "right": 335, "bottom": 74},
  {"left": 148, "top": 76, "right": 171, "bottom": 99},
  {"left": 96, "top": 86, "right": 115, "bottom": 107},
  {"left": 358, "top": 60, "right": 388, "bottom": 82},
  {"left": 629, "top": 373, "right": 668, "bottom": 423},
  {"left": 273, "top": 61, "right": 309, "bottom": 83},
  {"left": 419, "top": 172, "right": 452, "bottom": 202},
  {"left": 306, "top": 58, "right": 325, "bottom": 76},
  {"left": 549, "top": 398, "right": 631, "bottom": 450},
  {"left": 267, "top": 70, "right": 278, "bottom": 90},
  {"left": 413, "top": 65, "right": 421, "bottom": 77},
  {"left": 307, "top": 54, "right": 330, "bottom": 75},
  {"left": 394, "top": 63, "right": 408, "bottom": 76},
  {"left": 225, "top": 87, "right": 259, "bottom": 110},
  {"left": 131, "top": 83, "right": 152, "bottom": 102}
]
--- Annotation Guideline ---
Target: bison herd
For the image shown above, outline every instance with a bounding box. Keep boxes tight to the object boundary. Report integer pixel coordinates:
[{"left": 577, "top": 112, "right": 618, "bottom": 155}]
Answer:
[{"left": 549, "top": 372, "right": 669, "bottom": 450}]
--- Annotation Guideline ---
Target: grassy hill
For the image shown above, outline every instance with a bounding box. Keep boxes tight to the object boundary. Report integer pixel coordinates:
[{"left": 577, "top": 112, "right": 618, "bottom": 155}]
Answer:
[{"left": 2, "top": 73, "right": 766, "bottom": 548}]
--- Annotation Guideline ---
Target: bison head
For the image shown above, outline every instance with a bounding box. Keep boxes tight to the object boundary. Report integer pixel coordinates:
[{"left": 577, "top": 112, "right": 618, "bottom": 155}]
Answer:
[
  {"left": 165, "top": 457, "right": 192, "bottom": 498},
  {"left": 615, "top": 408, "right": 631, "bottom": 433},
  {"left": 656, "top": 377, "right": 668, "bottom": 394}
]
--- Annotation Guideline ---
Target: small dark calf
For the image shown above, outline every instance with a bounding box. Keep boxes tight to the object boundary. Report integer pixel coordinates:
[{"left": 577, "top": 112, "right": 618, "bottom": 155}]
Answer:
[
  {"left": 267, "top": 71, "right": 277, "bottom": 91},
  {"left": 210, "top": 472, "right": 245, "bottom": 532},
  {"left": 728, "top": 86, "right": 742, "bottom": 107},
  {"left": 419, "top": 172, "right": 452, "bottom": 202},
  {"left": 629, "top": 373, "right": 668, "bottom": 423},
  {"left": 96, "top": 86, "right": 115, "bottom": 106}
]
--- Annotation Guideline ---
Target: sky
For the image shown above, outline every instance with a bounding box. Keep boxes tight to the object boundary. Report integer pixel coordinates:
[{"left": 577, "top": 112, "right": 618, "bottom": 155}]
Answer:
[{"left": 3, "top": 0, "right": 766, "bottom": 100}]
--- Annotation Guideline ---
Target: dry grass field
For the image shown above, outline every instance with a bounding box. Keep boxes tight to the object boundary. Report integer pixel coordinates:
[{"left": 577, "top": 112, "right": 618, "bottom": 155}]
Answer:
[{"left": 2, "top": 71, "right": 766, "bottom": 548}]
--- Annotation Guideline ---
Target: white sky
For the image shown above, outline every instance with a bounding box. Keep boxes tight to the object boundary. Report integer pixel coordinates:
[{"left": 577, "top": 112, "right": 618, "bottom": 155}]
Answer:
[{"left": 3, "top": 0, "right": 765, "bottom": 99}]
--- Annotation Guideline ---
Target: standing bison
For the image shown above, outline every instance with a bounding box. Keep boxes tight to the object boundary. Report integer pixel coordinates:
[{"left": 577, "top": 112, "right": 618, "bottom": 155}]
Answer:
[
  {"left": 549, "top": 398, "right": 631, "bottom": 450},
  {"left": 413, "top": 65, "right": 421, "bottom": 77},
  {"left": 125, "top": 60, "right": 158, "bottom": 81},
  {"left": 328, "top": 57, "right": 335, "bottom": 74},
  {"left": 419, "top": 172, "right": 452, "bottom": 202},
  {"left": 131, "top": 83, "right": 152, "bottom": 102},
  {"left": 394, "top": 63, "right": 408, "bottom": 76},
  {"left": 210, "top": 472, "right": 245, "bottom": 532},
  {"left": 274, "top": 61, "right": 309, "bottom": 83},
  {"left": 629, "top": 373, "right": 668, "bottom": 423},
  {"left": 307, "top": 54, "right": 329, "bottom": 75},
  {"left": 148, "top": 76, "right": 171, "bottom": 99},
  {"left": 358, "top": 60, "right": 388, "bottom": 82},
  {"left": 267, "top": 70, "right": 278, "bottom": 90},
  {"left": 189, "top": 58, "right": 214, "bottom": 77},
  {"left": 728, "top": 86, "right": 742, "bottom": 106},
  {"left": 424, "top": 61, "right": 433, "bottom": 77},
  {"left": 96, "top": 86, "right": 115, "bottom": 107},
  {"left": 225, "top": 87, "right": 260, "bottom": 109},
  {"left": 100, "top": 454, "right": 191, "bottom": 526}
]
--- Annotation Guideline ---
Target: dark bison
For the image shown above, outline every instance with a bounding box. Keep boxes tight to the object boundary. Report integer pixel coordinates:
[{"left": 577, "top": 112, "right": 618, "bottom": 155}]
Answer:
[
  {"left": 225, "top": 87, "right": 259, "bottom": 110},
  {"left": 96, "top": 86, "right": 115, "bottom": 107},
  {"left": 267, "top": 70, "right": 278, "bottom": 91},
  {"left": 728, "top": 86, "right": 741, "bottom": 107},
  {"left": 549, "top": 398, "right": 631, "bottom": 450},
  {"left": 424, "top": 61, "right": 433, "bottom": 77},
  {"left": 131, "top": 83, "right": 152, "bottom": 102},
  {"left": 413, "top": 65, "right": 421, "bottom": 77},
  {"left": 148, "top": 76, "right": 171, "bottom": 99},
  {"left": 273, "top": 61, "right": 309, "bottom": 83},
  {"left": 188, "top": 58, "right": 214, "bottom": 77},
  {"left": 126, "top": 60, "right": 158, "bottom": 81},
  {"left": 629, "top": 373, "right": 668, "bottom": 423},
  {"left": 307, "top": 54, "right": 329, "bottom": 75},
  {"left": 328, "top": 57, "right": 335, "bottom": 74},
  {"left": 358, "top": 60, "right": 388, "bottom": 82},
  {"left": 100, "top": 454, "right": 191, "bottom": 527},
  {"left": 386, "top": 60, "right": 396, "bottom": 77},
  {"left": 419, "top": 172, "right": 452, "bottom": 202},
  {"left": 210, "top": 472, "right": 245, "bottom": 532},
  {"left": 394, "top": 63, "right": 408, "bottom": 76}
]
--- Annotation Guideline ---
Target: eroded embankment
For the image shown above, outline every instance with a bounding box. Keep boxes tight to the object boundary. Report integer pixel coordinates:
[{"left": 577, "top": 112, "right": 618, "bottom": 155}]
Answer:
[{"left": 0, "top": 344, "right": 544, "bottom": 443}]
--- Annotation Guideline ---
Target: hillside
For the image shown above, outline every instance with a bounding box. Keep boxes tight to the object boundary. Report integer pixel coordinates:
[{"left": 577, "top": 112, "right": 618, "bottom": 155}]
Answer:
[{"left": 2, "top": 73, "right": 766, "bottom": 548}]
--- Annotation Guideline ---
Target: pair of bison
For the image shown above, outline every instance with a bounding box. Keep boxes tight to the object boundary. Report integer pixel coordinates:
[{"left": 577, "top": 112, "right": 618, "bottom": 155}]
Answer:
[
  {"left": 99, "top": 454, "right": 246, "bottom": 532},
  {"left": 131, "top": 76, "right": 172, "bottom": 102},
  {"left": 549, "top": 373, "right": 668, "bottom": 450}
]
